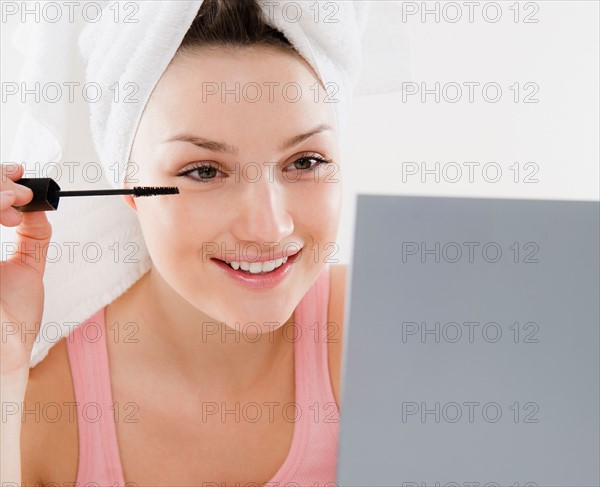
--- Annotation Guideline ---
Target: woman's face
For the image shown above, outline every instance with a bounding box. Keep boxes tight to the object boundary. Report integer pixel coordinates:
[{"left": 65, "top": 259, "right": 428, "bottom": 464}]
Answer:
[{"left": 125, "top": 45, "right": 343, "bottom": 332}]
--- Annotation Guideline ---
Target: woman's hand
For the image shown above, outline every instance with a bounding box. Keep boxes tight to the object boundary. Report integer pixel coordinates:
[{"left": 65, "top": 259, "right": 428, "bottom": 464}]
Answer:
[{"left": 0, "top": 163, "right": 53, "bottom": 381}]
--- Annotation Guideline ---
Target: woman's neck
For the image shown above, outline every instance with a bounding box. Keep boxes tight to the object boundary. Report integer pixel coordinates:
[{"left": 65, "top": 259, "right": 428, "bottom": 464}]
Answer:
[{"left": 105, "top": 268, "right": 295, "bottom": 392}]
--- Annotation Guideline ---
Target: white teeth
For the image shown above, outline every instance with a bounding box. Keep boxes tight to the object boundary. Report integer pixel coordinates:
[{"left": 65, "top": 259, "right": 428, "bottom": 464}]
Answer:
[{"left": 225, "top": 256, "right": 289, "bottom": 274}]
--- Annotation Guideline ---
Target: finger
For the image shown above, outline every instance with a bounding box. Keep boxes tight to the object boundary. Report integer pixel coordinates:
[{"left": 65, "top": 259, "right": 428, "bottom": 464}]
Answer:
[
  {"left": 0, "top": 163, "right": 24, "bottom": 187},
  {"left": 12, "top": 211, "right": 53, "bottom": 278},
  {"left": 11, "top": 183, "right": 34, "bottom": 207},
  {"left": 0, "top": 190, "right": 24, "bottom": 227},
  {"left": 0, "top": 164, "right": 34, "bottom": 206},
  {"left": 0, "top": 190, "right": 16, "bottom": 209}
]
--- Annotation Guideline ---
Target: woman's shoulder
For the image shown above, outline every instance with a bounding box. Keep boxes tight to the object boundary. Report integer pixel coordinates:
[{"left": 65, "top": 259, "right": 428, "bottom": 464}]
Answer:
[
  {"left": 22, "top": 336, "right": 78, "bottom": 484},
  {"left": 327, "top": 263, "right": 348, "bottom": 407}
]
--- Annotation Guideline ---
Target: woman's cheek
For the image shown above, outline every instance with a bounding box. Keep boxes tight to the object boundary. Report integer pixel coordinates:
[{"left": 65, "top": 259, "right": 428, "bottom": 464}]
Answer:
[
  {"left": 300, "top": 178, "right": 342, "bottom": 225},
  {"left": 134, "top": 201, "right": 190, "bottom": 260}
]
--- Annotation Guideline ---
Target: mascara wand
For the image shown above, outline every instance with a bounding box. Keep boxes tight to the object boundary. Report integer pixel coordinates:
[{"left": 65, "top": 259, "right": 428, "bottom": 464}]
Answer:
[{"left": 12, "top": 177, "right": 179, "bottom": 212}]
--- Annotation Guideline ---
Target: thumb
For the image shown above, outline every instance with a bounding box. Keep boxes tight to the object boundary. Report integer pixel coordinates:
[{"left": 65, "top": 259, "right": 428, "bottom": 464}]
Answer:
[{"left": 12, "top": 211, "right": 53, "bottom": 278}]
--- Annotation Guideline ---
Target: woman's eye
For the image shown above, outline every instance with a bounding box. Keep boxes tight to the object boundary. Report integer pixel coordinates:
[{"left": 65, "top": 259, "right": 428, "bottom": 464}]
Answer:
[
  {"left": 289, "top": 155, "right": 331, "bottom": 172},
  {"left": 177, "top": 164, "right": 223, "bottom": 182}
]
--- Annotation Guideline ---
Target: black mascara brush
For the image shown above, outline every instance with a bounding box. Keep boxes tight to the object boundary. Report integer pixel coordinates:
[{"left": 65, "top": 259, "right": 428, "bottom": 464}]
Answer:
[{"left": 12, "top": 177, "right": 179, "bottom": 212}]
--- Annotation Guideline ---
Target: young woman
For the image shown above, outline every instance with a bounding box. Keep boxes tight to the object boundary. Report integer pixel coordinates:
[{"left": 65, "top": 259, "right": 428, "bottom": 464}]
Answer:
[{"left": 1, "top": 1, "right": 347, "bottom": 485}]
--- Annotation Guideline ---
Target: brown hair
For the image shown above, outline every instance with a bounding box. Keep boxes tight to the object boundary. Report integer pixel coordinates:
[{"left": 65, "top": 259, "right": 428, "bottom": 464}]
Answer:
[{"left": 177, "top": 0, "right": 297, "bottom": 55}]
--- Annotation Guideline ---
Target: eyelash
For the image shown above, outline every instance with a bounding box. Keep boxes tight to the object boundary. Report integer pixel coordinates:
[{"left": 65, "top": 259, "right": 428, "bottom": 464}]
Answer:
[{"left": 176, "top": 154, "right": 333, "bottom": 182}]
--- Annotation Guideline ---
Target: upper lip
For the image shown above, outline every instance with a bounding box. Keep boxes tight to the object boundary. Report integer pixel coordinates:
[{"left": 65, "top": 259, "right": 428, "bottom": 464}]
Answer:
[{"left": 212, "top": 247, "right": 303, "bottom": 264}]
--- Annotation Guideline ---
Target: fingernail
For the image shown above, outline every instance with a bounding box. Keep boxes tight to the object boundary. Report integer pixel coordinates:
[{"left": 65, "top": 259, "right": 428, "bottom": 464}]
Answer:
[
  {"left": 1, "top": 190, "right": 15, "bottom": 199},
  {"left": 17, "top": 184, "right": 33, "bottom": 195}
]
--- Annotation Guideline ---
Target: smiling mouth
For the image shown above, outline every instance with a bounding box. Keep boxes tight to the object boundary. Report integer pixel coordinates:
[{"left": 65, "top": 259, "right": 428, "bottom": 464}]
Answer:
[
  {"left": 212, "top": 248, "right": 302, "bottom": 275},
  {"left": 219, "top": 256, "right": 288, "bottom": 274}
]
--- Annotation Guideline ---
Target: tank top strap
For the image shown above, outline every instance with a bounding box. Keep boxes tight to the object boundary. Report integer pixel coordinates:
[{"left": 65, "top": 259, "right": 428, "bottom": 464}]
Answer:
[
  {"left": 297, "top": 263, "right": 338, "bottom": 406},
  {"left": 268, "top": 263, "right": 340, "bottom": 484},
  {"left": 65, "top": 307, "right": 126, "bottom": 485}
]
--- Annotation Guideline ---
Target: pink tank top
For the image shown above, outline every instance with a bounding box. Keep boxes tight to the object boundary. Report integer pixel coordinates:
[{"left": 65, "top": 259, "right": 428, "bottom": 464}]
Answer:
[{"left": 66, "top": 264, "right": 339, "bottom": 485}]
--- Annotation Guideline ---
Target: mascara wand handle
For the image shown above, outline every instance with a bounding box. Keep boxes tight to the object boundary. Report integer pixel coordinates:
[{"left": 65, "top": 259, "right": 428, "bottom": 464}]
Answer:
[{"left": 57, "top": 189, "right": 134, "bottom": 197}]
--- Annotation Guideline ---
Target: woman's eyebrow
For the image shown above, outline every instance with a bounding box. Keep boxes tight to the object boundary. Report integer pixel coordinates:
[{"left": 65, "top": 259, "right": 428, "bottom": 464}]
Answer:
[
  {"left": 279, "top": 123, "right": 332, "bottom": 152},
  {"left": 160, "top": 123, "right": 332, "bottom": 155}
]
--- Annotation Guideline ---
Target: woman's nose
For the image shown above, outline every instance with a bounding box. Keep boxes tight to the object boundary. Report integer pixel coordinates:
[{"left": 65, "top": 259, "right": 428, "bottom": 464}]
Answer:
[{"left": 230, "top": 169, "right": 294, "bottom": 245}]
